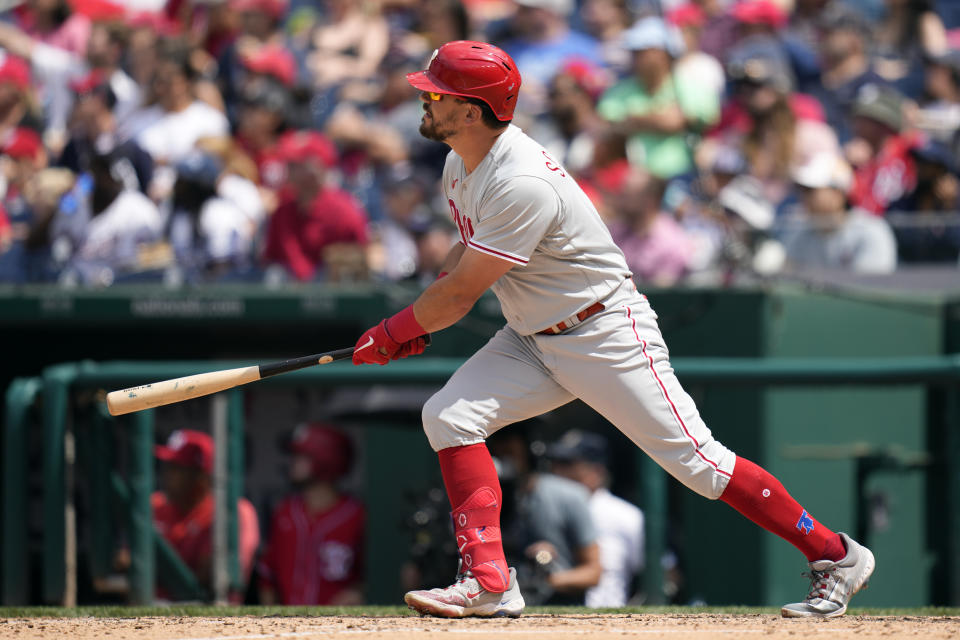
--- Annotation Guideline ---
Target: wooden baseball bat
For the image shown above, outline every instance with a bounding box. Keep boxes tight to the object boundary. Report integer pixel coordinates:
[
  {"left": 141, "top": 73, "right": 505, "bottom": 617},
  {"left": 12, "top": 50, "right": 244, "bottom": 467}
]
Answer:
[
  {"left": 105, "top": 335, "right": 430, "bottom": 416},
  {"left": 105, "top": 348, "right": 353, "bottom": 416}
]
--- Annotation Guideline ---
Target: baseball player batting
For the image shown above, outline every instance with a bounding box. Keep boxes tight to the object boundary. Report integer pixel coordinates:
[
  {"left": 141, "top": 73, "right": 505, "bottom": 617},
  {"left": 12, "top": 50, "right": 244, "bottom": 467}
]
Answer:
[{"left": 352, "top": 41, "right": 875, "bottom": 619}]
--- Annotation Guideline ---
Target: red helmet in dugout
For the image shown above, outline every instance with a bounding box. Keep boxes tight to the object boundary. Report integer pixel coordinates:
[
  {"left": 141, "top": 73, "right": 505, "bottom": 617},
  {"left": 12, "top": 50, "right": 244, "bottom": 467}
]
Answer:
[
  {"left": 290, "top": 423, "right": 354, "bottom": 482},
  {"left": 406, "top": 41, "right": 522, "bottom": 121}
]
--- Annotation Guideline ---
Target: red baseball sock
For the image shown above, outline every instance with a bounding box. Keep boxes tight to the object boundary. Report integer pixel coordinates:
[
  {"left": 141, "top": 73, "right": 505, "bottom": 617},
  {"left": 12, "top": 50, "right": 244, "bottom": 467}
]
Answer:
[
  {"left": 720, "top": 456, "right": 846, "bottom": 562},
  {"left": 437, "top": 443, "right": 510, "bottom": 593}
]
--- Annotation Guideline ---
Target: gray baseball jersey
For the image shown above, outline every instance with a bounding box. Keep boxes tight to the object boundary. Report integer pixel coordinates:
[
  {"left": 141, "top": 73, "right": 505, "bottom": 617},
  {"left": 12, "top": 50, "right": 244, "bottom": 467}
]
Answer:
[
  {"left": 425, "top": 125, "right": 736, "bottom": 501},
  {"left": 442, "top": 124, "right": 632, "bottom": 335}
]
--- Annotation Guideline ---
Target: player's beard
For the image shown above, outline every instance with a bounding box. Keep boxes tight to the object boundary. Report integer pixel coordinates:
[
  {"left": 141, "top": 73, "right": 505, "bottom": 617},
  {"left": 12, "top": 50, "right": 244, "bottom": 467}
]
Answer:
[{"left": 419, "top": 109, "right": 456, "bottom": 142}]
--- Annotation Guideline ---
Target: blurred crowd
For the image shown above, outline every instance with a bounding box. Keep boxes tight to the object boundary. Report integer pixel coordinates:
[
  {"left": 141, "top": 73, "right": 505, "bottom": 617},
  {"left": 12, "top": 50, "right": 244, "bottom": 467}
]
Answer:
[{"left": 0, "top": 0, "right": 958, "bottom": 288}]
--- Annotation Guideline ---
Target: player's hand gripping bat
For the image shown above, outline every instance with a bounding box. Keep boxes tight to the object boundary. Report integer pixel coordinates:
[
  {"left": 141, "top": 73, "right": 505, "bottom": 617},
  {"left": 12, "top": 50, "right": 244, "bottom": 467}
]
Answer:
[{"left": 106, "top": 336, "right": 430, "bottom": 416}]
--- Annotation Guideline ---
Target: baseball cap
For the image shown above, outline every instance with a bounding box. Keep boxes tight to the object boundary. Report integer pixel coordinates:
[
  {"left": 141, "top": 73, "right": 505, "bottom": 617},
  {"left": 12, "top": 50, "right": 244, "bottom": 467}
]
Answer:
[
  {"left": 545, "top": 430, "right": 609, "bottom": 465},
  {"left": 727, "top": 36, "right": 794, "bottom": 94},
  {"left": 820, "top": 3, "right": 871, "bottom": 38},
  {"left": 125, "top": 11, "right": 183, "bottom": 37},
  {"left": 852, "top": 83, "right": 904, "bottom": 132},
  {"left": 290, "top": 422, "right": 354, "bottom": 481},
  {"left": 155, "top": 429, "right": 214, "bottom": 474},
  {"left": 623, "top": 16, "right": 685, "bottom": 56},
  {"left": 240, "top": 44, "right": 296, "bottom": 87},
  {"left": 70, "top": 0, "right": 126, "bottom": 21},
  {"left": 718, "top": 175, "right": 774, "bottom": 230},
  {"left": 1, "top": 128, "right": 42, "bottom": 160},
  {"left": 0, "top": 52, "right": 30, "bottom": 91},
  {"left": 277, "top": 130, "right": 338, "bottom": 167},
  {"left": 69, "top": 69, "right": 109, "bottom": 95},
  {"left": 792, "top": 152, "right": 853, "bottom": 192},
  {"left": 731, "top": 0, "right": 787, "bottom": 29},
  {"left": 667, "top": 3, "right": 706, "bottom": 28},
  {"left": 513, "top": 0, "right": 575, "bottom": 16}
]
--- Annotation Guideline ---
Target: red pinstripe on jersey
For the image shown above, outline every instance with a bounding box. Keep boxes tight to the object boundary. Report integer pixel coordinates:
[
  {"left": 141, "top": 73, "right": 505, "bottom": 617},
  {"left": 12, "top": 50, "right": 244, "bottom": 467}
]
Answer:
[
  {"left": 624, "top": 305, "right": 731, "bottom": 478},
  {"left": 467, "top": 238, "right": 528, "bottom": 265}
]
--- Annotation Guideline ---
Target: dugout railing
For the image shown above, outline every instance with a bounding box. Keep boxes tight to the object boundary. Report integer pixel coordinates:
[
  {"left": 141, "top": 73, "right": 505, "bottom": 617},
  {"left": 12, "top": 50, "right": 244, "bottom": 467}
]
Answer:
[{"left": 4, "top": 355, "right": 960, "bottom": 608}]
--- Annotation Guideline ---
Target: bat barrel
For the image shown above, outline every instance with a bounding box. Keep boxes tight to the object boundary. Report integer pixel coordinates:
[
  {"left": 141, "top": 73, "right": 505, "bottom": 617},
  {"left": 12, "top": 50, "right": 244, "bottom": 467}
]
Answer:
[{"left": 106, "top": 366, "right": 261, "bottom": 416}]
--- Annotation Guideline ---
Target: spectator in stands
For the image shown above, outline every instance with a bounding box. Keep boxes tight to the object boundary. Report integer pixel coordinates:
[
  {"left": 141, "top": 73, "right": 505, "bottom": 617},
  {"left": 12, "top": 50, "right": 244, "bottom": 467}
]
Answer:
[
  {"left": 706, "top": 37, "right": 838, "bottom": 206},
  {"left": 580, "top": 0, "right": 633, "bottom": 75},
  {"left": 50, "top": 150, "right": 163, "bottom": 285},
  {"left": 133, "top": 43, "right": 228, "bottom": 168},
  {"left": 262, "top": 130, "right": 369, "bottom": 282},
  {"left": 368, "top": 169, "right": 434, "bottom": 281},
  {"left": 712, "top": 174, "right": 786, "bottom": 281},
  {"left": 153, "top": 429, "right": 260, "bottom": 601},
  {"left": 846, "top": 83, "right": 919, "bottom": 215},
  {"left": 0, "top": 126, "right": 62, "bottom": 281},
  {"left": 667, "top": 3, "right": 725, "bottom": 104},
  {"left": 0, "top": 15, "right": 139, "bottom": 154},
  {"left": 547, "top": 430, "right": 643, "bottom": 608},
  {"left": 502, "top": 0, "right": 601, "bottom": 118},
  {"left": 306, "top": 0, "right": 389, "bottom": 93},
  {"left": 694, "top": 0, "right": 741, "bottom": 62},
  {"left": 889, "top": 138, "right": 960, "bottom": 263},
  {"left": 259, "top": 423, "right": 365, "bottom": 605},
  {"left": 783, "top": 152, "right": 897, "bottom": 273},
  {"left": 13, "top": 0, "right": 92, "bottom": 57},
  {"left": 608, "top": 168, "right": 693, "bottom": 286},
  {"left": 233, "top": 78, "right": 292, "bottom": 191},
  {"left": 811, "top": 7, "right": 890, "bottom": 143},
  {"left": 914, "top": 50, "right": 960, "bottom": 147},
  {"left": 533, "top": 59, "right": 610, "bottom": 176},
  {"left": 598, "top": 16, "right": 719, "bottom": 180},
  {"left": 218, "top": 0, "right": 289, "bottom": 111},
  {"left": 58, "top": 71, "right": 153, "bottom": 193},
  {"left": 166, "top": 150, "right": 261, "bottom": 282},
  {"left": 872, "top": 0, "right": 948, "bottom": 96},
  {"left": 0, "top": 53, "right": 36, "bottom": 141},
  {"left": 488, "top": 427, "right": 602, "bottom": 606}
]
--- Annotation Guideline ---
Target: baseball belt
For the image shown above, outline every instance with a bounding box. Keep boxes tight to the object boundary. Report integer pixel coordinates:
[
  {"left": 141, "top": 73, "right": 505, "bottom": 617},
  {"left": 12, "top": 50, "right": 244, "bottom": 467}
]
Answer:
[{"left": 538, "top": 301, "right": 606, "bottom": 335}]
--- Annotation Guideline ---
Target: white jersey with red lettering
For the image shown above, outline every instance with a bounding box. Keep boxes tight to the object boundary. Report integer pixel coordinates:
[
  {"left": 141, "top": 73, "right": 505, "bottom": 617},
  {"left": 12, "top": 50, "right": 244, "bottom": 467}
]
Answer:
[
  {"left": 442, "top": 124, "right": 631, "bottom": 336},
  {"left": 426, "top": 124, "right": 736, "bottom": 501}
]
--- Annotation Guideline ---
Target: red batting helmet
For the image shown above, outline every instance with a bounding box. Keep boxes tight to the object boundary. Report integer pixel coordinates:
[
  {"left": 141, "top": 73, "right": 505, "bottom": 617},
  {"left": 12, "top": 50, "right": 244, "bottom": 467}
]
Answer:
[
  {"left": 406, "top": 41, "right": 522, "bottom": 122},
  {"left": 290, "top": 423, "right": 354, "bottom": 482}
]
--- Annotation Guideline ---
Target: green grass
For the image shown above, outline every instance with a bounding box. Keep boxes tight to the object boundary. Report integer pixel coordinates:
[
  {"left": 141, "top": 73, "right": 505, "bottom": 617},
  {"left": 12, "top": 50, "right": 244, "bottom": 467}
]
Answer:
[{"left": 0, "top": 605, "right": 958, "bottom": 618}]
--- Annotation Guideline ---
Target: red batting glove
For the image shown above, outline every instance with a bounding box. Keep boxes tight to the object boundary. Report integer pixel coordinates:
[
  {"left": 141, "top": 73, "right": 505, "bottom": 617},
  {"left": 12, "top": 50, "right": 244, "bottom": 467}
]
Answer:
[
  {"left": 352, "top": 320, "right": 401, "bottom": 365},
  {"left": 393, "top": 335, "right": 428, "bottom": 360},
  {"left": 353, "top": 305, "right": 428, "bottom": 366}
]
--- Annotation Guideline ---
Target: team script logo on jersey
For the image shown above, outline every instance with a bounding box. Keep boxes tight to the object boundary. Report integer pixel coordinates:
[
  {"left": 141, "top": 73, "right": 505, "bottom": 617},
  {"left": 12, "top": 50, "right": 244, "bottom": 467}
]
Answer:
[
  {"left": 449, "top": 199, "right": 474, "bottom": 244},
  {"left": 542, "top": 150, "right": 566, "bottom": 178},
  {"left": 796, "top": 510, "right": 815, "bottom": 535}
]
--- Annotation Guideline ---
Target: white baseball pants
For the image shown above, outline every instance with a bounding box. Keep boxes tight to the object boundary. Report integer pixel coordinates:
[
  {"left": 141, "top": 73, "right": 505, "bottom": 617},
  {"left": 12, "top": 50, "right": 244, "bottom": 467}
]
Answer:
[{"left": 422, "top": 279, "right": 735, "bottom": 499}]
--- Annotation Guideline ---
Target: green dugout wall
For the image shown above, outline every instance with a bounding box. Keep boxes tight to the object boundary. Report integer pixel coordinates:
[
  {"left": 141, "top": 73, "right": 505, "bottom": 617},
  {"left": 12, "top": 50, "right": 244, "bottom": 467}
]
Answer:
[{"left": 1, "top": 284, "right": 958, "bottom": 607}]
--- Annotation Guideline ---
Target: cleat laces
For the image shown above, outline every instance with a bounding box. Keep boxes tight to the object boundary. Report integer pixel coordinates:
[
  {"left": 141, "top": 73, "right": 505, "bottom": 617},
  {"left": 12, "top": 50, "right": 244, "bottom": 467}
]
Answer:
[{"left": 801, "top": 567, "right": 838, "bottom": 602}]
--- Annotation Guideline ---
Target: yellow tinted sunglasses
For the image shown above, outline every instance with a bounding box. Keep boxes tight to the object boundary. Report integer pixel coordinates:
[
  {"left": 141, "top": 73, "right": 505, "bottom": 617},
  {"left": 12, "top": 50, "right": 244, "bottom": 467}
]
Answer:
[{"left": 427, "top": 92, "right": 445, "bottom": 101}]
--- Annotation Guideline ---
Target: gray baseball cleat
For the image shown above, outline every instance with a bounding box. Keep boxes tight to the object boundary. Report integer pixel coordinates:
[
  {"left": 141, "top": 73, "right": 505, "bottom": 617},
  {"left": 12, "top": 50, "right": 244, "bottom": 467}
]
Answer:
[
  {"left": 781, "top": 532, "right": 875, "bottom": 618},
  {"left": 404, "top": 567, "right": 525, "bottom": 618}
]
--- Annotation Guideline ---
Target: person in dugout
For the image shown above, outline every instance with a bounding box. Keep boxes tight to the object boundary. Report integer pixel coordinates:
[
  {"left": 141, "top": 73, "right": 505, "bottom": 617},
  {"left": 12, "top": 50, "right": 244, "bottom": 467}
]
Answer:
[
  {"left": 258, "top": 423, "right": 366, "bottom": 605},
  {"left": 152, "top": 429, "right": 260, "bottom": 601}
]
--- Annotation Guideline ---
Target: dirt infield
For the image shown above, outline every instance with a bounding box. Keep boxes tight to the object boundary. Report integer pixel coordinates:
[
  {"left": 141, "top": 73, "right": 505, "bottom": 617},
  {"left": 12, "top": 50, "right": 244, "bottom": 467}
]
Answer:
[{"left": 0, "top": 614, "right": 957, "bottom": 640}]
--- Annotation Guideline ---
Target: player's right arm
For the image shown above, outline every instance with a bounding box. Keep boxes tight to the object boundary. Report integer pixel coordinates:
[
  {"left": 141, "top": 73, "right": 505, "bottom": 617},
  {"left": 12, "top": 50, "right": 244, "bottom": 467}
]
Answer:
[
  {"left": 352, "top": 246, "right": 513, "bottom": 365},
  {"left": 438, "top": 241, "right": 466, "bottom": 276},
  {"left": 412, "top": 246, "right": 514, "bottom": 333}
]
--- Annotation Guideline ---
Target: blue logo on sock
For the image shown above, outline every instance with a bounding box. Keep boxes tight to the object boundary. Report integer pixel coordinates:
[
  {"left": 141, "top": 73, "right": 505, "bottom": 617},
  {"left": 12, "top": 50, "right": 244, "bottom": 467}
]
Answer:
[{"left": 796, "top": 510, "right": 815, "bottom": 535}]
